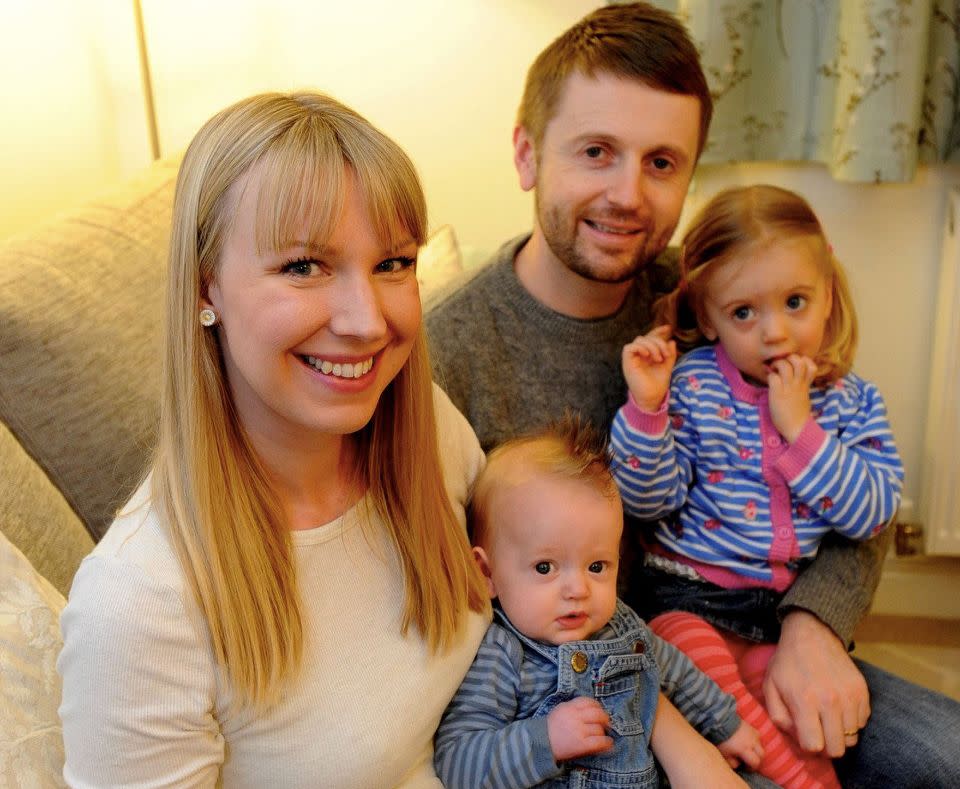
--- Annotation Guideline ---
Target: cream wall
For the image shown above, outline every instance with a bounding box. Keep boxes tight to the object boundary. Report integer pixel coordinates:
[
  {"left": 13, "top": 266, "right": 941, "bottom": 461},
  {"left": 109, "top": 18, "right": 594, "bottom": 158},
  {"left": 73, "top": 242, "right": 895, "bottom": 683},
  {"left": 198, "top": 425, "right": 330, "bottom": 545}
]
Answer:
[
  {"left": 1, "top": 0, "right": 956, "bottom": 552},
  {"left": 138, "top": 0, "right": 595, "bottom": 259},
  {"left": 0, "top": 0, "right": 151, "bottom": 239},
  {"left": 0, "top": 0, "right": 592, "bottom": 244}
]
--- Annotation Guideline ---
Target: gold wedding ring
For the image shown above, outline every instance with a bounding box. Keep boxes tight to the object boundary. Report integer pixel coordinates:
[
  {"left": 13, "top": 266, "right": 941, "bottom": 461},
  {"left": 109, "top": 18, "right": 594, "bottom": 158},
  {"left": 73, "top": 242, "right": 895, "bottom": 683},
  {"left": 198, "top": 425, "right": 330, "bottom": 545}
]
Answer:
[{"left": 843, "top": 729, "right": 859, "bottom": 737}]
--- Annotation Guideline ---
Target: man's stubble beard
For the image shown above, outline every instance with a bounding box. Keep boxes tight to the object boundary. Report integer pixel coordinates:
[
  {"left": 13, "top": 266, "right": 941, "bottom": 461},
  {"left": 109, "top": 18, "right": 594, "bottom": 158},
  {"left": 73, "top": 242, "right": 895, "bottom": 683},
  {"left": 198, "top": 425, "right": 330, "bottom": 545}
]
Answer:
[{"left": 536, "top": 193, "right": 664, "bottom": 285}]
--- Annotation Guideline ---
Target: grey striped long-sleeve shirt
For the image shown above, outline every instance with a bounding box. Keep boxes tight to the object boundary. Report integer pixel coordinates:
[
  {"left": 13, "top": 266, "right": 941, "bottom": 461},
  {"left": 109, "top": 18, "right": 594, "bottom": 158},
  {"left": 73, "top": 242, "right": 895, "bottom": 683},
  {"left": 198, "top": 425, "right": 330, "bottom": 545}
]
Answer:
[{"left": 434, "top": 602, "right": 740, "bottom": 789}]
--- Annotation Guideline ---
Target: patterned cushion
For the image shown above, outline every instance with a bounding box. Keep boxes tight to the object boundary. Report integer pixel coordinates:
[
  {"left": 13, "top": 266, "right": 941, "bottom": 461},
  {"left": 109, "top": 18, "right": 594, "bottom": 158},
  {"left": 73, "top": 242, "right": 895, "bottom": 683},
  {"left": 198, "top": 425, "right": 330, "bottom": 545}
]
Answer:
[
  {"left": 0, "top": 158, "right": 179, "bottom": 539},
  {"left": 0, "top": 529, "right": 66, "bottom": 787}
]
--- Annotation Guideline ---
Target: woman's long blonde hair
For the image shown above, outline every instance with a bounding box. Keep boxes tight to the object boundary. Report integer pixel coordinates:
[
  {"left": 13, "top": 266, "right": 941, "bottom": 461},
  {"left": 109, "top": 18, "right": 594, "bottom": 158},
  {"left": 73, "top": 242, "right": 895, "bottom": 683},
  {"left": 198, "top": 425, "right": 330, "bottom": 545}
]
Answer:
[
  {"left": 152, "top": 91, "right": 487, "bottom": 711},
  {"left": 657, "top": 184, "right": 858, "bottom": 384}
]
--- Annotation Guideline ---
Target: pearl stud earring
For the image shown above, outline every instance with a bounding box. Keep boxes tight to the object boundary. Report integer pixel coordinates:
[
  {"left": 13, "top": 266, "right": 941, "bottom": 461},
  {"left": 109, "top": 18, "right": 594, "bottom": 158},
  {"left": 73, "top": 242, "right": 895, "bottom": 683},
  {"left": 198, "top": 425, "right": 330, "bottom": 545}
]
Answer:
[{"left": 199, "top": 308, "right": 218, "bottom": 327}]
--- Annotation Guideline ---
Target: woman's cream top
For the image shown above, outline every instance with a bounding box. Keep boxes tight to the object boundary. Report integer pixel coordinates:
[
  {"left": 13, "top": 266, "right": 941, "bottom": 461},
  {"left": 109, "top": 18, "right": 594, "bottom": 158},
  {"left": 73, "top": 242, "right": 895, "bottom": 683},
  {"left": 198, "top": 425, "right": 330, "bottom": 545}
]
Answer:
[{"left": 58, "top": 385, "right": 489, "bottom": 788}]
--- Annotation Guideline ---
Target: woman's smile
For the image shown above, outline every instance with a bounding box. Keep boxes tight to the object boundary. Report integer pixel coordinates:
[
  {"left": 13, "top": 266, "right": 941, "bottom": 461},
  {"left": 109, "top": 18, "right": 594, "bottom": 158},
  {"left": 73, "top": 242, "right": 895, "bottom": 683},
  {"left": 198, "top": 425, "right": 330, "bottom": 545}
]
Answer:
[{"left": 301, "top": 354, "right": 376, "bottom": 379}]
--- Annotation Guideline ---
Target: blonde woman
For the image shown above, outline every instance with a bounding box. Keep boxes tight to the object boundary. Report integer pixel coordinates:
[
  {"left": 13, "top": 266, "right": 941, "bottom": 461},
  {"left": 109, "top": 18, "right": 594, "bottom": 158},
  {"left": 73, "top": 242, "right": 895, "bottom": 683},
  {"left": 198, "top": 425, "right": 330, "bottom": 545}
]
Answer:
[{"left": 58, "top": 92, "right": 489, "bottom": 787}]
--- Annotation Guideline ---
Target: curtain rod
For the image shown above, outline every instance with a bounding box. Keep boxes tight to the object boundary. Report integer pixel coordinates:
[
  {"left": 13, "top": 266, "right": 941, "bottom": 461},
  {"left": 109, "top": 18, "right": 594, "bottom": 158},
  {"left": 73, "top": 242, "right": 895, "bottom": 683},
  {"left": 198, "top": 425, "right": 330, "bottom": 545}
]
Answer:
[{"left": 132, "top": 0, "right": 160, "bottom": 161}]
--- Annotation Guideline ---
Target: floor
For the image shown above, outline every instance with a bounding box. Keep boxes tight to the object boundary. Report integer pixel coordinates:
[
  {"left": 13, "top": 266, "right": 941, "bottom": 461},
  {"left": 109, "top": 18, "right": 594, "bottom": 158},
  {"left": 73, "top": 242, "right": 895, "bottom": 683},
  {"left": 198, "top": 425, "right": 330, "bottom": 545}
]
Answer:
[{"left": 853, "top": 615, "right": 960, "bottom": 701}]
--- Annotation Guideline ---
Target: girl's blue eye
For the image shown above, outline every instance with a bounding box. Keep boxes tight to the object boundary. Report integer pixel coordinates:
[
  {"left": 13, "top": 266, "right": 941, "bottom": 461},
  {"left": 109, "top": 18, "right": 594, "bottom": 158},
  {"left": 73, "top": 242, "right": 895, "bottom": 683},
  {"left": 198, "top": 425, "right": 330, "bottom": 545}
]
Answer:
[
  {"left": 588, "top": 561, "right": 604, "bottom": 574},
  {"left": 786, "top": 295, "right": 807, "bottom": 310},
  {"left": 376, "top": 256, "right": 416, "bottom": 274},
  {"left": 535, "top": 562, "right": 551, "bottom": 575},
  {"left": 732, "top": 306, "right": 753, "bottom": 321}
]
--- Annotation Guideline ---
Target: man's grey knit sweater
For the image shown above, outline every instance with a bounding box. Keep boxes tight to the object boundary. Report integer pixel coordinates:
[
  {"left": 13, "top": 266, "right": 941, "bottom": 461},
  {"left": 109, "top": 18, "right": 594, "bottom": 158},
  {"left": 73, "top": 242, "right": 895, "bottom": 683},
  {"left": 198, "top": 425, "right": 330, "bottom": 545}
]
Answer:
[
  {"left": 425, "top": 234, "right": 677, "bottom": 452},
  {"left": 424, "top": 233, "right": 887, "bottom": 646}
]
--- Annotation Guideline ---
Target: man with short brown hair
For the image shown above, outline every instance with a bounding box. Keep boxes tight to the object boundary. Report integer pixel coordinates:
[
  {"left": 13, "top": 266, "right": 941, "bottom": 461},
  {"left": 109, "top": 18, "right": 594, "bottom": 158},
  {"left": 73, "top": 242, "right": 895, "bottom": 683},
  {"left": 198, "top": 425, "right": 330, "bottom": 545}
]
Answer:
[{"left": 428, "top": 3, "right": 960, "bottom": 787}]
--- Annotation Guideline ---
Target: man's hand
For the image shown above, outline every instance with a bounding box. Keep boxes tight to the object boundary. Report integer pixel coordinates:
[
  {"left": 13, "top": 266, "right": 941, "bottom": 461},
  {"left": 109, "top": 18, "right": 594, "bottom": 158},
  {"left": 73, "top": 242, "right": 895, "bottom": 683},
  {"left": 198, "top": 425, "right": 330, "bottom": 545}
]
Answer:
[
  {"left": 767, "top": 354, "right": 817, "bottom": 442},
  {"left": 546, "top": 697, "right": 613, "bottom": 761},
  {"left": 764, "top": 610, "right": 870, "bottom": 757},
  {"left": 717, "top": 720, "right": 764, "bottom": 770},
  {"left": 622, "top": 325, "right": 677, "bottom": 412}
]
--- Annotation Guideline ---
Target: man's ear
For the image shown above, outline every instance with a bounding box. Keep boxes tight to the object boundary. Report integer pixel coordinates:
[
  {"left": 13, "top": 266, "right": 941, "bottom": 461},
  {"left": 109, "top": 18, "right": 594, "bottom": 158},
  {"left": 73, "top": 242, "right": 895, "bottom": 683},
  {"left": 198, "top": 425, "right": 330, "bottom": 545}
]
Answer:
[
  {"left": 513, "top": 125, "right": 537, "bottom": 193},
  {"left": 472, "top": 546, "right": 498, "bottom": 599}
]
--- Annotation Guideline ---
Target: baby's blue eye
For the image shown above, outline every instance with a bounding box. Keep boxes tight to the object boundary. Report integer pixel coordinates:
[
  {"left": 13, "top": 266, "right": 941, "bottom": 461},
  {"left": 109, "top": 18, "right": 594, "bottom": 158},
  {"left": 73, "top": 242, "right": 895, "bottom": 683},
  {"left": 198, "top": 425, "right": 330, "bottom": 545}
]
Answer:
[
  {"left": 732, "top": 306, "right": 753, "bottom": 321},
  {"left": 588, "top": 561, "right": 604, "bottom": 574},
  {"left": 535, "top": 562, "right": 551, "bottom": 575}
]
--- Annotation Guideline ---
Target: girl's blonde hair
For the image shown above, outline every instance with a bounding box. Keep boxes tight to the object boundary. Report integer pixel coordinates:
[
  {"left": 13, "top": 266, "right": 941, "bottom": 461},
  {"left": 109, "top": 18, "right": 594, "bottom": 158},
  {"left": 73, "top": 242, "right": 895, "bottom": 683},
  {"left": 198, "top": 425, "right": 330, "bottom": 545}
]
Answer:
[
  {"left": 152, "top": 91, "right": 487, "bottom": 711},
  {"left": 656, "top": 184, "right": 858, "bottom": 383}
]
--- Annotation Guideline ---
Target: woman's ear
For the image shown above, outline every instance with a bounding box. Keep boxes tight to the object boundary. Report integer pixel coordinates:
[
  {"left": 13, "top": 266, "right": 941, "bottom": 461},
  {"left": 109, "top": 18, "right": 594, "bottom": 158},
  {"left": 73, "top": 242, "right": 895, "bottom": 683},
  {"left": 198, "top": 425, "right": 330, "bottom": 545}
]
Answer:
[
  {"left": 202, "top": 278, "right": 222, "bottom": 314},
  {"left": 472, "top": 546, "right": 498, "bottom": 599}
]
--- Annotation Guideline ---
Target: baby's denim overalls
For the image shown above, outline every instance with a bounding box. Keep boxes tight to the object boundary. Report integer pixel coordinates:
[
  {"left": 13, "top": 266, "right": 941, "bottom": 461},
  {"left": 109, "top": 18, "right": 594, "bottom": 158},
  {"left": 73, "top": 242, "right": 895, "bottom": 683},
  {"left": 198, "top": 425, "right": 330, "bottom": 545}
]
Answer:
[{"left": 497, "top": 602, "right": 661, "bottom": 788}]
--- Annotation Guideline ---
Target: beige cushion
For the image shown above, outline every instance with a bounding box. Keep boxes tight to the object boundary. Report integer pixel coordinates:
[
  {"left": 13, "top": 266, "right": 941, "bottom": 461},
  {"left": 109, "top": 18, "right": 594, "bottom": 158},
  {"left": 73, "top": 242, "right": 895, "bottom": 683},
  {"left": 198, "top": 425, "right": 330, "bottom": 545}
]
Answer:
[
  {"left": 0, "top": 422, "right": 93, "bottom": 597},
  {"left": 0, "top": 158, "right": 178, "bottom": 539},
  {"left": 418, "top": 224, "right": 463, "bottom": 300},
  {"left": 0, "top": 530, "right": 66, "bottom": 787}
]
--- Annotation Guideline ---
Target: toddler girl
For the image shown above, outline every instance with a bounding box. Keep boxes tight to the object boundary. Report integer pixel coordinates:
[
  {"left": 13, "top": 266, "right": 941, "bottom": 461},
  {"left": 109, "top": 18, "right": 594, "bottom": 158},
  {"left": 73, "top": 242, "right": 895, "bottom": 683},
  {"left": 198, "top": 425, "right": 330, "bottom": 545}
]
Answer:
[{"left": 610, "top": 184, "right": 904, "bottom": 789}]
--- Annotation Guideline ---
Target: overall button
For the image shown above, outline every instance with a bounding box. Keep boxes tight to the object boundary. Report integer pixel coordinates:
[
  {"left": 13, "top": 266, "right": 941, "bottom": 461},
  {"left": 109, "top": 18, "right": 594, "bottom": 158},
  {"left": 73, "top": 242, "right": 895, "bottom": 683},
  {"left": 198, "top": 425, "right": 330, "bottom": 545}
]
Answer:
[
  {"left": 571, "top": 651, "right": 588, "bottom": 673},
  {"left": 633, "top": 640, "right": 645, "bottom": 654}
]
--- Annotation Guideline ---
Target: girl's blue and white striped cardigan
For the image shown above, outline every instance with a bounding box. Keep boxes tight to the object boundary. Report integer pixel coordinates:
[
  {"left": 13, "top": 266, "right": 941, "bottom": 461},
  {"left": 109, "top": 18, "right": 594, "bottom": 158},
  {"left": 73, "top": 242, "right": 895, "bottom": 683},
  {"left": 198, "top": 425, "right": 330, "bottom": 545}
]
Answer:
[{"left": 610, "top": 344, "right": 904, "bottom": 591}]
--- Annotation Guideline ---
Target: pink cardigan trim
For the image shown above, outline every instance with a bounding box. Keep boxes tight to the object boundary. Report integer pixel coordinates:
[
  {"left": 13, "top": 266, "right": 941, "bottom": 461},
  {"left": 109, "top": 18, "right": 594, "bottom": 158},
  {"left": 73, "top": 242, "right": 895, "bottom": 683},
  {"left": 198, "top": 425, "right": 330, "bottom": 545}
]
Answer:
[
  {"left": 621, "top": 392, "right": 669, "bottom": 434},
  {"left": 646, "top": 544, "right": 796, "bottom": 592},
  {"left": 713, "top": 345, "right": 815, "bottom": 575},
  {"left": 775, "top": 420, "right": 828, "bottom": 482}
]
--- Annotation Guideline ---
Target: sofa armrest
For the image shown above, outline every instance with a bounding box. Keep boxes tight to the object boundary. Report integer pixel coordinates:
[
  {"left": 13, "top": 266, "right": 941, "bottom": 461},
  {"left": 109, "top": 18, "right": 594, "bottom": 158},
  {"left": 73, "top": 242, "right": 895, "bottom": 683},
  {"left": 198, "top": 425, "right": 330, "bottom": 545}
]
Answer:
[{"left": 0, "top": 157, "right": 179, "bottom": 541}]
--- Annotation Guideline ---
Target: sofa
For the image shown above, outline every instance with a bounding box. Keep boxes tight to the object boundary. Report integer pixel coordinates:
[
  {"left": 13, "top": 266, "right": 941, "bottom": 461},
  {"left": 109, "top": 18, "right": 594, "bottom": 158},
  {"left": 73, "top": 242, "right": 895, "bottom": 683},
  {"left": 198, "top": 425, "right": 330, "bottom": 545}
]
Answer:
[{"left": 0, "top": 158, "right": 468, "bottom": 785}]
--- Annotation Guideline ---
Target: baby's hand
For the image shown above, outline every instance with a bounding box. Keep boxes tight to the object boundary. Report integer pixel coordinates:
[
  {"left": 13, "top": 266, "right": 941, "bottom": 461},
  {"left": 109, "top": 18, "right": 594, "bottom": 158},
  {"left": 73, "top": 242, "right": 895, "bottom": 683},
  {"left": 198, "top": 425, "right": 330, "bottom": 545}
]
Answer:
[
  {"left": 717, "top": 720, "right": 764, "bottom": 770},
  {"left": 622, "top": 325, "right": 677, "bottom": 413},
  {"left": 547, "top": 696, "right": 614, "bottom": 762},
  {"left": 767, "top": 354, "right": 817, "bottom": 443}
]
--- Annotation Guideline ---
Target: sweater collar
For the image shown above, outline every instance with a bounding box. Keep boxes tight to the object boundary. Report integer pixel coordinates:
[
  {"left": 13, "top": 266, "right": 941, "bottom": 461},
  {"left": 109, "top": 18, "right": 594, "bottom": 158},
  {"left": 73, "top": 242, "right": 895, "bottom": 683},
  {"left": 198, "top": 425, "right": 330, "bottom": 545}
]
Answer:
[
  {"left": 715, "top": 344, "right": 767, "bottom": 405},
  {"left": 489, "top": 234, "right": 654, "bottom": 345}
]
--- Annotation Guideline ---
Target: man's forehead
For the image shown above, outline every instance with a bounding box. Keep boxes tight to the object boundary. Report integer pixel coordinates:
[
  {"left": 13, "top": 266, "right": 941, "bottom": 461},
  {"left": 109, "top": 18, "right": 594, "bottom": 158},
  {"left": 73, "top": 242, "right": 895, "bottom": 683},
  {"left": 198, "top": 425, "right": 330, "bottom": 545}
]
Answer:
[{"left": 545, "top": 70, "right": 700, "bottom": 152}]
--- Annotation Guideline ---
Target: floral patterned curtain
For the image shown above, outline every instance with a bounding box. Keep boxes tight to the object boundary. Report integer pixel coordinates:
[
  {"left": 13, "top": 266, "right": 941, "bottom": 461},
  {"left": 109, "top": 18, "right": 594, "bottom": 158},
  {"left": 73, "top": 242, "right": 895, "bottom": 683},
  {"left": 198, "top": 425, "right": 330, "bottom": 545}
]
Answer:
[{"left": 635, "top": 1, "right": 960, "bottom": 183}]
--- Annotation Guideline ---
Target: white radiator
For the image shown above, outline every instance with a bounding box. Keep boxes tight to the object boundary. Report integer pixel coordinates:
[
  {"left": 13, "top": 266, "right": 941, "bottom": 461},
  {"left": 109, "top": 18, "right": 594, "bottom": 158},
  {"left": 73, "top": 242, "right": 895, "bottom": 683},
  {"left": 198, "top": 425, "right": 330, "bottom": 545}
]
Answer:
[{"left": 920, "top": 188, "right": 960, "bottom": 555}]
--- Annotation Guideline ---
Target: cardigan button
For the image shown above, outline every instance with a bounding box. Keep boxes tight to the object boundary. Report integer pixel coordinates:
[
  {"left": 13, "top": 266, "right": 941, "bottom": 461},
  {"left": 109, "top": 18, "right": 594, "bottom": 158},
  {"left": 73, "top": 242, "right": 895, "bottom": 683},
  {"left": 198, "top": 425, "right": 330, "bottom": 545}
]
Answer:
[
  {"left": 766, "top": 436, "right": 781, "bottom": 448},
  {"left": 571, "top": 651, "right": 588, "bottom": 673}
]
